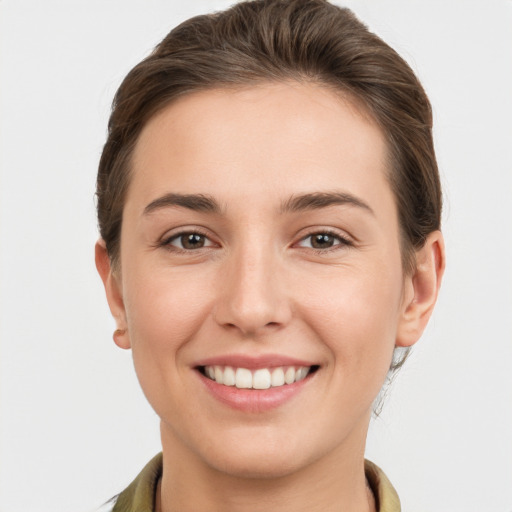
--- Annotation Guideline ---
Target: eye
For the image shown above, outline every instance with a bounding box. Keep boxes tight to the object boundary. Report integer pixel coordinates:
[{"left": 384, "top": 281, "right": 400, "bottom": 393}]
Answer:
[
  {"left": 297, "top": 232, "right": 351, "bottom": 250},
  {"left": 164, "top": 232, "right": 215, "bottom": 250}
]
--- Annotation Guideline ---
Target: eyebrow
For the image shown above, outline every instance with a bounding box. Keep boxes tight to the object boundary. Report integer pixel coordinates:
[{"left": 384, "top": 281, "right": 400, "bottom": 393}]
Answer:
[
  {"left": 143, "top": 193, "right": 222, "bottom": 215},
  {"left": 280, "top": 191, "right": 374, "bottom": 215},
  {"left": 143, "top": 190, "right": 373, "bottom": 216}
]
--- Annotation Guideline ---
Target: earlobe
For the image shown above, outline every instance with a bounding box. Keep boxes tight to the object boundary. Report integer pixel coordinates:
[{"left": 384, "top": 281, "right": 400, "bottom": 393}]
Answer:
[
  {"left": 95, "top": 239, "right": 131, "bottom": 350},
  {"left": 396, "top": 231, "right": 445, "bottom": 347}
]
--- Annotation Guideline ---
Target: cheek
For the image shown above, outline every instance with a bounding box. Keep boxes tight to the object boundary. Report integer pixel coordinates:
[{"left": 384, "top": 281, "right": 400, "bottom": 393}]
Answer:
[
  {"left": 120, "top": 263, "right": 219, "bottom": 425},
  {"left": 297, "top": 256, "right": 404, "bottom": 374},
  {"left": 122, "top": 264, "right": 215, "bottom": 372}
]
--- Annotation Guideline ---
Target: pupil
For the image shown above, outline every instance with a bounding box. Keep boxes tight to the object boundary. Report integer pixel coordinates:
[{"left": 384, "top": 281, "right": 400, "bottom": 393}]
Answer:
[
  {"left": 183, "top": 234, "right": 204, "bottom": 249},
  {"left": 312, "top": 234, "right": 333, "bottom": 248}
]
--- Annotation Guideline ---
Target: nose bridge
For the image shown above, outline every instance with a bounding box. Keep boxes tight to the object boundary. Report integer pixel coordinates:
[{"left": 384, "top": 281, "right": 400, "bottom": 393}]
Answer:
[{"left": 215, "top": 236, "right": 290, "bottom": 335}]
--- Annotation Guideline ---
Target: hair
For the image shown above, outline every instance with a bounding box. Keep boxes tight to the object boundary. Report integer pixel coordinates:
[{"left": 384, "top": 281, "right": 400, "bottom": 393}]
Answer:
[{"left": 96, "top": 0, "right": 441, "bottom": 374}]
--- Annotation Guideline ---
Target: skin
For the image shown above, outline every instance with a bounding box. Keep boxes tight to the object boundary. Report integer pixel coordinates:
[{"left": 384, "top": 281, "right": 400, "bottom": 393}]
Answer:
[{"left": 96, "top": 82, "right": 445, "bottom": 512}]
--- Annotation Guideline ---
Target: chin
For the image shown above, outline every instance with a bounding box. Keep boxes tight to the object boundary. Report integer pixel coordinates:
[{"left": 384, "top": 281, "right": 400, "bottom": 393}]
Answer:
[
  {"left": 208, "top": 449, "right": 308, "bottom": 480},
  {"left": 193, "top": 426, "right": 323, "bottom": 480}
]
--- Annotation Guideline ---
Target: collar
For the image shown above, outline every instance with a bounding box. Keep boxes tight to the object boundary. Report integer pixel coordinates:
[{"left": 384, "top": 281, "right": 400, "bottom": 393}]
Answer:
[{"left": 111, "top": 453, "right": 400, "bottom": 512}]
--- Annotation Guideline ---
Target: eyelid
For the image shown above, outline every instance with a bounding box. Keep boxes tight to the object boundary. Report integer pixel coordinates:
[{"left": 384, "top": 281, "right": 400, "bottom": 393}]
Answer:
[
  {"left": 159, "top": 227, "right": 219, "bottom": 250},
  {"left": 156, "top": 226, "right": 353, "bottom": 252},
  {"left": 294, "top": 228, "right": 354, "bottom": 250}
]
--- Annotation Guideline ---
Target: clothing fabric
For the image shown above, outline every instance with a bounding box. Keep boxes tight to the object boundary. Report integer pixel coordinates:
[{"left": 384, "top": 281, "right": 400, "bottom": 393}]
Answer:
[{"left": 101, "top": 452, "right": 401, "bottom": 512}]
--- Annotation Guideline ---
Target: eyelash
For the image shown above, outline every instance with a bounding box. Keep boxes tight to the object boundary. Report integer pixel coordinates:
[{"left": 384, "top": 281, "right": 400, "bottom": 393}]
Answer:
[
  {"left": 296, "top": 230, "right": 353, "bottom": 251},
  {"left": 159, "top": 229, "right": 353, "bottom": 254},
  {"left": 159, "top": 229, "right": 215, "bottom": 253}
]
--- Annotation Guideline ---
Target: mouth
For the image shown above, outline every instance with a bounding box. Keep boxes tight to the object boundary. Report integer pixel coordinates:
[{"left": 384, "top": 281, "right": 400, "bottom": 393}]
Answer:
[
  {"left": 194, "top": 355, "right": 320, "bottom": 412},
  {"left": 198, "top": 364, "right": 320, "bottom": 390}
]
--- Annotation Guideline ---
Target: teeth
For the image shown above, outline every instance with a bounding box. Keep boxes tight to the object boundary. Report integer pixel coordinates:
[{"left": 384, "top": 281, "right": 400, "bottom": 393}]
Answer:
[
  {"left": 271, "top": 367, "right": 285, "bottom": 387},
  {"left": 223, "top": 366, "right": 236, "bottom": 386},
  {"left": 204, "top": 365, "right": 312, "bottom": 389},
  {"left": 296, "top": 367, "right": 308, "bottom": 381},
  {"left": 284, "top": 367, "right": 295, "bottom": 385},
  {"left": 235, "top": 368, "right": 252, "bottom": 389},
  {"left": 253, "top": 369, "right": 271, "bottom": 389},
  {"left": 214, "top": 366, "right": 224, "bottom": 385}
]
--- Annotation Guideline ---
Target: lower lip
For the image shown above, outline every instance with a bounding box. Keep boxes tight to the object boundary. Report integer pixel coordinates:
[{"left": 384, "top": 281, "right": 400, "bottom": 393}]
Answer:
[{"left": 197, "top": 371, "right": 313, "bottom": 413}]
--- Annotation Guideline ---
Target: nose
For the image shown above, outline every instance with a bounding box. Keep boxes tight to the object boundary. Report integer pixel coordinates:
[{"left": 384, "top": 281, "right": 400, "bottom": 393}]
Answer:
[{"left": 213, "top": 246, "right": 292, "bottom": 337}]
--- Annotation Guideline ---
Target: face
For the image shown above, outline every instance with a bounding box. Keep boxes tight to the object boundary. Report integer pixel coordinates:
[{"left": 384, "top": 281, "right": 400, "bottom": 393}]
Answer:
[{"left": 100, "top": 82, "right": 425, "bottom": 478}]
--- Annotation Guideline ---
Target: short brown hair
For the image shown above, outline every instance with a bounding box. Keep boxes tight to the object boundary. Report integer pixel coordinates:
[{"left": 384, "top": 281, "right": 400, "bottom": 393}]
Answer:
[{"left": 97, "top": 0, "right": 441, "bottom": 370}]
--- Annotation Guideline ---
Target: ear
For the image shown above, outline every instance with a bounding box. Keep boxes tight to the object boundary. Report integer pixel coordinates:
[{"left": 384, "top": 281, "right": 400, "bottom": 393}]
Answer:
[
  {"left": 396, "top": 231, "right": 445, "bottom": 347},
  {"left": 95, "top": 239, "right": 131, "bottom": 349}
]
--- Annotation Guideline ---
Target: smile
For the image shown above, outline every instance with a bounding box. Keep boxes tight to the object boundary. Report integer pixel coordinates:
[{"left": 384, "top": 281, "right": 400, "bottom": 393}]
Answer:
[{"left": 202, "top": 365, "right": 316, "bottom": 389}]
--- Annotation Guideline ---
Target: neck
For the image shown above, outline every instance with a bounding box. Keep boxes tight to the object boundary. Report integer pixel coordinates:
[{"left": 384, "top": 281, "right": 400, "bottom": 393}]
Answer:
[{"left": 157, "top": 422, "right": 375, "bottom": 512}]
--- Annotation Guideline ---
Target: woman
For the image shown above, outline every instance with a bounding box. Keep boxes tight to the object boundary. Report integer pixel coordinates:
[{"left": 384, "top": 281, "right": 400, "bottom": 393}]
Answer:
[{"left": 95, "top": 0, "right": 445, "bottom": 510}]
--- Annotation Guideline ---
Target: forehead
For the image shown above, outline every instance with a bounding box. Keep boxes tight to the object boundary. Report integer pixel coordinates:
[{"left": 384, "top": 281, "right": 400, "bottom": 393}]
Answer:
[{"left": 128, "top": 82, "right": 391, "bottom": 211}]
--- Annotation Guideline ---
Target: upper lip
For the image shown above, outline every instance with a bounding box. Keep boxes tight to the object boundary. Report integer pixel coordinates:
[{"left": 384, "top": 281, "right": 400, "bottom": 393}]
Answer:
[{"left": 194, "top": 354, "right": 317, "bottom": 370}]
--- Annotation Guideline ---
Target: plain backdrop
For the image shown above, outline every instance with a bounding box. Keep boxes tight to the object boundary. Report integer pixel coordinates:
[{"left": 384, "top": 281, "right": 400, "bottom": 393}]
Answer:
[{"left": 1, "top": 1, "right": 511, "bottom": 511}]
